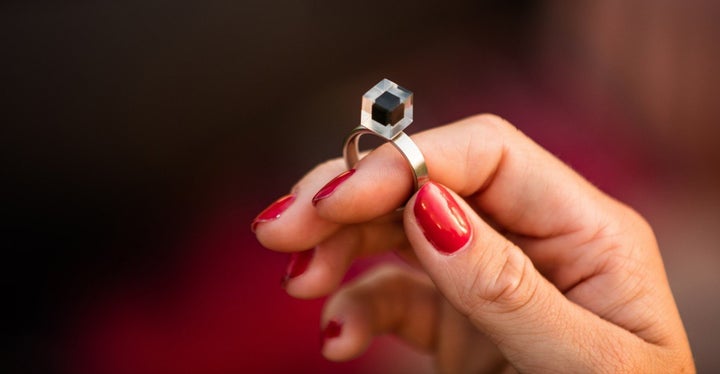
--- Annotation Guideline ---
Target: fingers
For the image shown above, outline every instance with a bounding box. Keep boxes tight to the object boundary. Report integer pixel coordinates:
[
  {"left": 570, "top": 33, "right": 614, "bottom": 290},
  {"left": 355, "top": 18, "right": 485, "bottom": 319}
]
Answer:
[
  {"left": 320, "top": 265, "right": 439, "bottom": 361},
  {"left": 256, "top": 113, "right": 610, "bottom": 255},
  {"left": 321, "top": 264, "right": 510, "bottom": 374},
  {"left": 254, "top": 114, "right": 616, "bottom": 298},
  {"left": 253, "top": 159, "right": 346, "bottom": 252},
  {"left": 282, "top": 216, "right": 409, "bottom": 299},
  {"left": 404, "top": 182, "right": 655, "bottom": 372},
  {"left": 314, "top": 114, "right": 610, "bottom": 238}
]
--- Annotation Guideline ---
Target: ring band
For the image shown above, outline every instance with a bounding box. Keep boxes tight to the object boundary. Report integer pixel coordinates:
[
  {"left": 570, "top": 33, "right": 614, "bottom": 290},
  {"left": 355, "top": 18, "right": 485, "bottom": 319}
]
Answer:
[
  {"left": 342, "top": 79, "right": 429, "bottom": 191},
  {"left": 343, "top": 127, "right": 429, "bottom": 190}
]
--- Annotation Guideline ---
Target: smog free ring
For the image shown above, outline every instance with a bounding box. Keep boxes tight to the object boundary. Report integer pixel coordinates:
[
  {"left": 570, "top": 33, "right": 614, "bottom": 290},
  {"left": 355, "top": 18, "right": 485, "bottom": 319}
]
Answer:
[{"left": 343, "top": 79, "right": 429, "bottom": 191}]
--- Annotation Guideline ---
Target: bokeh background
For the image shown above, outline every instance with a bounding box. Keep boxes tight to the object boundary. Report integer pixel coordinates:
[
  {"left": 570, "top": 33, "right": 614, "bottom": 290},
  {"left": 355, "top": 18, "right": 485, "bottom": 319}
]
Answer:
[{"left": 2, "top": 1, "right": 719, "bottom": 373}]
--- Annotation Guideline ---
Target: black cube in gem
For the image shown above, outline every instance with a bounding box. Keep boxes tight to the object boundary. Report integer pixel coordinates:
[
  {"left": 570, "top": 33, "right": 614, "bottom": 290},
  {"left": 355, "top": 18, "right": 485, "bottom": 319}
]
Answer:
[{"left": 372, "top": 91, "right": 404, "bottom": 126}]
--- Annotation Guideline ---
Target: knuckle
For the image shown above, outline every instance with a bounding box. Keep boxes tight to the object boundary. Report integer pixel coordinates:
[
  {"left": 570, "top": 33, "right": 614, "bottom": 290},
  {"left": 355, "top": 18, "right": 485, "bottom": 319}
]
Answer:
[
  {"left": 628, "top": 209, "right": 656, "bottom": 243},
  {"left": 602, "top": 203, "right": 659, "bottom": 265},
  {"left": 485, "top": 248, "right": 538, "bottom": 312},
  {"left": 461, "top": 242, "right": 539, "bottom": 314},
  {"left": 614, "top": 202, "right": 656, "bottom": 241},
  {"left": 463, "top": 113, "right": 514, "bottom": 141},
  {"left": 466, "top": 113, "right": 514, "bottom": 130}
]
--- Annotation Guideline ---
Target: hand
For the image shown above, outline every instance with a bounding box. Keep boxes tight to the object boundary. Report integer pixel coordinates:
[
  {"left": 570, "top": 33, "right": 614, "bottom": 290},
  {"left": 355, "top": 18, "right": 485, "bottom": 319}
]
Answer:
[{"left": 253, "top": 114, "right": 695, "bottom": 373}]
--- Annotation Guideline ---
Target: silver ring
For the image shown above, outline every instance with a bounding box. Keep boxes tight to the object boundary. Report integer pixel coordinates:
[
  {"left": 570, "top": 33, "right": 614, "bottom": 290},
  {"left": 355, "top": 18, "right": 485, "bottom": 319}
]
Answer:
[{"left": 343, "top": 79, "right": 429, "bottom": 191}]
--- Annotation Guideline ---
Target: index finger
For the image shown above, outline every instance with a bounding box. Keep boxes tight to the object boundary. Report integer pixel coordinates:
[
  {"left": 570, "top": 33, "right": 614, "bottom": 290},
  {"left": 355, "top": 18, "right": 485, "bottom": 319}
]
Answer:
[{"left": 314, "top": 114, "right": 610, "bottom": 238}]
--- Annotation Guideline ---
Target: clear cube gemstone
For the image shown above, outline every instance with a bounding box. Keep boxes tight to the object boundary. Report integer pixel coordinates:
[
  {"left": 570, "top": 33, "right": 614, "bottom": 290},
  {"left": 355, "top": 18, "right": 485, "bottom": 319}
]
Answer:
[{"left": 361, "top": 79, "right": 413, "bottom": 134}]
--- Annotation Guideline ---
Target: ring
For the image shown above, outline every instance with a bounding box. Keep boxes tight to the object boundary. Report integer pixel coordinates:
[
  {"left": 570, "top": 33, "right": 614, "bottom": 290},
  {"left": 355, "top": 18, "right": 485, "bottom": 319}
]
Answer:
[{"left": 343, "top": 79, "right": 429, "bottom": 191}]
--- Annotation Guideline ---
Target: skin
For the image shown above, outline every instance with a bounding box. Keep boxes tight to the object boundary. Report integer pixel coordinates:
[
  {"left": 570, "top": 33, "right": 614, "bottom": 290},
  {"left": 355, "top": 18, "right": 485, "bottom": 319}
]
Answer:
[{"left": 254, "top": 114, "right": 695, "bottom": 373}]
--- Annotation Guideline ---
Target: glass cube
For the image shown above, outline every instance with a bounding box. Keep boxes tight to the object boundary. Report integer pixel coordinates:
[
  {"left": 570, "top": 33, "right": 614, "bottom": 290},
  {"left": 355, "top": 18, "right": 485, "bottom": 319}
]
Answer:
[{"left": 361, "top": 79, "right": 413, "bottom": 137}]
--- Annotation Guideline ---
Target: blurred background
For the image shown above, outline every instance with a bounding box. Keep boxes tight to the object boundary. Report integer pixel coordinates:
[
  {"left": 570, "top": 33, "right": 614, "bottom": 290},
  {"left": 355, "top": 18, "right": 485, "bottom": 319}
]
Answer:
[{"left": 2, "top": 0, "right": 719, "bottom": 373}]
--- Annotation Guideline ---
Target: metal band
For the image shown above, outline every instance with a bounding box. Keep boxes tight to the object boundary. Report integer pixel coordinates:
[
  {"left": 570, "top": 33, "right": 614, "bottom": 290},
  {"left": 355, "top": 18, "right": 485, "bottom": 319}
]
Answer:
[{"left": 343, "top": 126, "right": 429, "bottom": 191}]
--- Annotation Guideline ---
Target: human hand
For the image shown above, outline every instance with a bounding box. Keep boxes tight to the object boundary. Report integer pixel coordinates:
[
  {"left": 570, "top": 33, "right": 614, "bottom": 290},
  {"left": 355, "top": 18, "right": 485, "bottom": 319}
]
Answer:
[{"left": 253, "top": 114, "right": 694, "bottom": 373}]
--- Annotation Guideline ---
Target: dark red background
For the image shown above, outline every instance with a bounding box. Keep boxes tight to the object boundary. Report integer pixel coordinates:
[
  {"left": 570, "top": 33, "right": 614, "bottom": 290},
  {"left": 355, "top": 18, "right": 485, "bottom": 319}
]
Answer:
[{"left": 2, "top": 1, "right": 719, "bottom": 373}]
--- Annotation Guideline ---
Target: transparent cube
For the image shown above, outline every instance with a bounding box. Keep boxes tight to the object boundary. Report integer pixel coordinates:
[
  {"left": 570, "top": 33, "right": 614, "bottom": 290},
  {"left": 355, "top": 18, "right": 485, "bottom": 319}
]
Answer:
[{"left": 360, "top": 79, "right": 413, "bottom": 139}]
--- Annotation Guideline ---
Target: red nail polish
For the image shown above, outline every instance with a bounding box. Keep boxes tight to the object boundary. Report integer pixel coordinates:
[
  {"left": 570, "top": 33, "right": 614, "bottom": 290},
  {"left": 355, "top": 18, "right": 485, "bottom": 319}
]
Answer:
[
  {"left": 320, "top": 319, "right": 343, "bottom": 350},
  {"left": 281, "top": 249, "right": 314, "bottom": 287},
  {"left": 251, "top": 194, "right": 295, "bottom": 232},
  {"left": 312, "top": 169, "right": 356, "bottom": 206},
  {"left": 413, "top": 182, "right": 471, "bottom": 254}
]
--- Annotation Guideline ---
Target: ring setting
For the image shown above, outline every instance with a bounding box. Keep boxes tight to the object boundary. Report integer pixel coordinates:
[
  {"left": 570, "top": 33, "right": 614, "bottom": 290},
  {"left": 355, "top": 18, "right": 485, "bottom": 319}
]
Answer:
[{"left": 343, "top": 79, "right": 429, "bottom": 191}]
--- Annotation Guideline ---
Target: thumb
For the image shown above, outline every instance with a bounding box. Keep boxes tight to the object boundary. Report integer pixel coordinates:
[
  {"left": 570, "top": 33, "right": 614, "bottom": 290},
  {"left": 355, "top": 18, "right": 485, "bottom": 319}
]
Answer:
[{"left": 404, "top": 182, "right": 648, "bottom": 372}]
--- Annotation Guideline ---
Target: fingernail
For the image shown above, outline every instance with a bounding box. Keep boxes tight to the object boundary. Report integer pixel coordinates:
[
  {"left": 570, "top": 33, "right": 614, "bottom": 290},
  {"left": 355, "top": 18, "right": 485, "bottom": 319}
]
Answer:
[
  {"left": 281, "top": 249, "right": 315, "bottom": 287},
  {"left": 251, "top": 194, "right": 295, "bottom": 232},
  {"left": 320, "top": 319, "right": 343, "bottom": 350},
  {"left": 414, "top": 182, "right": 471, "bottom": 254},
  {"left": 312, "top": 169, "right": 356, "bottom": 206}
]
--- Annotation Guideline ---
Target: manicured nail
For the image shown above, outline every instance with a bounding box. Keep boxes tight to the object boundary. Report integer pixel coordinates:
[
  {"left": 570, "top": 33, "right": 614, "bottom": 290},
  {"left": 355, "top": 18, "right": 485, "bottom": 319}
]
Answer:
[
  {"left": 320, "top": 319, "right": 343, "bottom": 350},
  {"left": 281, "top": 249, "right": 315, "bottom": 287},
  {"left": 413, "top": 182, "right": 471, "bottom": 254},
  {"left": 251, "top": 194, "right": 295, "bottom": 232},
  {"left": 312, "top": 169, "right": 356, "bottom": 206}
]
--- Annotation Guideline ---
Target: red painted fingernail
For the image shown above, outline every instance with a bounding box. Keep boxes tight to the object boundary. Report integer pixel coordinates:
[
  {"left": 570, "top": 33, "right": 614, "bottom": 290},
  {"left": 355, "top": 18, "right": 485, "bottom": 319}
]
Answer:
[
  {"left": 251, "top": 194, "right": 295, "bottom": 232},
  {"left": 414, "top": 182, "right": 471, "bottom": 254},
  {"left": 320, "top": 319, "right": 343, "bottom": 350},
  {"left": 281, "top": 249, "right": 315, "bottom": 287},
  {"left": 312, "top": 169, "right": 356, "bottom": 206}
]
